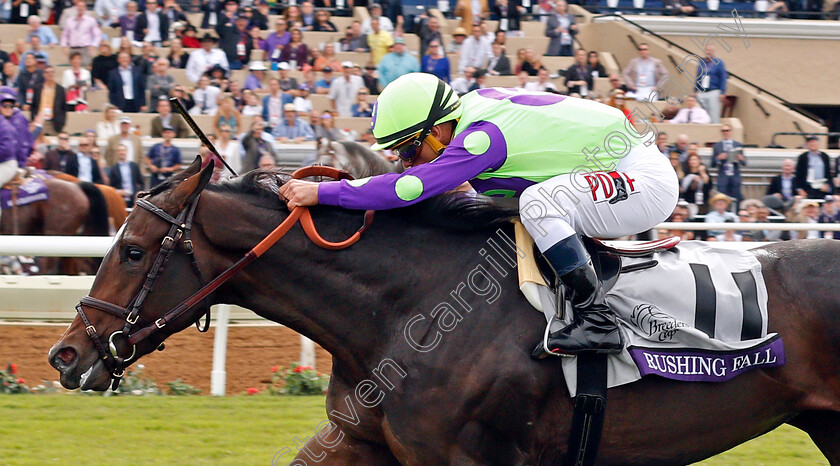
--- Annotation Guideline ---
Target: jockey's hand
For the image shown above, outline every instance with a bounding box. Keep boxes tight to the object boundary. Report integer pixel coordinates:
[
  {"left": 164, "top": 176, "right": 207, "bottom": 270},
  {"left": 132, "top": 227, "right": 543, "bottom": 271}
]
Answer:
[{"left": 280, "top": 179, "right": 319, "bottom": 209}]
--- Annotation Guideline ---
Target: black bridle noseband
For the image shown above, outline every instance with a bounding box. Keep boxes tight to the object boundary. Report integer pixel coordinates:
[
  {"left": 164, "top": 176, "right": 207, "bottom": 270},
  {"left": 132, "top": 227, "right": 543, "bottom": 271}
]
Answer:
[{"left": 75, "top": 195, "right": 207, "bottom": 390}]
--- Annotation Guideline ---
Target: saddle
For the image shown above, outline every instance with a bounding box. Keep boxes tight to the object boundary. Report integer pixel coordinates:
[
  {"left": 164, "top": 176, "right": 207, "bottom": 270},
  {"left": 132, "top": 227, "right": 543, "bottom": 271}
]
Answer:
[
  {"left": 531, "top": 234, "right": 680, "bottom": 466},
  {"left": 534, "top": 236, "right": 681, "bottom": 301},
  {"left": 1, "top": 170, "right": 26, "bottom": 191}
]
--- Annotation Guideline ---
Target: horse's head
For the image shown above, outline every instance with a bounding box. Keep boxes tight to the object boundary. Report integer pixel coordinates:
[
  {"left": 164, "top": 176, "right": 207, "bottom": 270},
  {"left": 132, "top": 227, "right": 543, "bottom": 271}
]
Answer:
[{"left": 49, "top": 158, "right": 215, "bottom": 391}]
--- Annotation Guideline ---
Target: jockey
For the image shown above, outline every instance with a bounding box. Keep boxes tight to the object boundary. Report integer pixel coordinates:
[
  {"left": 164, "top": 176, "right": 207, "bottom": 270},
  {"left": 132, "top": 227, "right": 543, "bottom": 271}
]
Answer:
[
  {"left": 280, "top": 73, "right": 679, "bottom": 356},
  {"left": 0, "top": 92, "right": 23, "bottom": 195},
  {"left": 0, "top": 86, "right": 36, "bottom": 168}
]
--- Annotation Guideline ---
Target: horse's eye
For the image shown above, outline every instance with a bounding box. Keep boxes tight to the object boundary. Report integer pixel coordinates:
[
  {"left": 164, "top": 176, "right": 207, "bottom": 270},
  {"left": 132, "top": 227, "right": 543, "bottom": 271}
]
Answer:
[{"left": 126, "top": 247, "right": 144, "bottom": 262}]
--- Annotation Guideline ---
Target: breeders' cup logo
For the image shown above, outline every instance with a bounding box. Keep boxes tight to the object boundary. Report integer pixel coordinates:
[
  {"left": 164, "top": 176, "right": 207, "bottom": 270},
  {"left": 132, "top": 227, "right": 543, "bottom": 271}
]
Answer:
[{"left": 630, "top": 304, "right": 688, "bottom": 342}]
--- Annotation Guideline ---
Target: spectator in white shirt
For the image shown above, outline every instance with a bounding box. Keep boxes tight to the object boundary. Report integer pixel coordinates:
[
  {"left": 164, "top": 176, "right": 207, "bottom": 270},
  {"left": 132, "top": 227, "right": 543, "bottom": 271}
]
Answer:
[
  {"left": 450, "top": 66, "right": 476, "bottom": 95},
  {"left": 241, "top": 89, "right": 263, "bottom": 116},
  {"left": 94, "top": 0, "right": 128, "bottom": 26},
  {"left": 189, "top": 75, "right": 221, "bottom": 115},
  {"left": 458, "top": 22, "right": 492, "bottom": 74},
  {"left": 524, "top": 68, "right": 557, "bottom": 92},
  {"left": 293, "top": 83, "right": 313, "bottom": 114},
  {"left": 514, "top": 70, "right": 530, "bottom": 89},
  {"left": 328, "top": 61, "right": 365, "bottom": 117},
  {"left": 668, "top": 95, "right": 711, "bottom": 124},
  {"left": 185, "top": 33, "right": 229, "bottom": 83},
  {"left": 360, "top": 3, "right": 393, "bottom": 35}
]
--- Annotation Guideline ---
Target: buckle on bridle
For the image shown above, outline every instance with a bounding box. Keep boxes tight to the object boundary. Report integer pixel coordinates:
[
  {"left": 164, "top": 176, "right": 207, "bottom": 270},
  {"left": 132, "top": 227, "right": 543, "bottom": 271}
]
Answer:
[
  {"left": 85, "top": 325, "right": 96, "bottom": 337},
  {"left": 161, "top": 235, "right": 176, "bottom": 249},
  {"left": 161, "top": 230, "right": 183, "bottom": 249},
  {"left": 183, "top": 239, "right": 193, "bottom": 254},
  {"left": 126, "top": 311, "right": 139, "bottom": 325},
  {"left": 155, "top": 318, "right": 166, "bottom": 329}
]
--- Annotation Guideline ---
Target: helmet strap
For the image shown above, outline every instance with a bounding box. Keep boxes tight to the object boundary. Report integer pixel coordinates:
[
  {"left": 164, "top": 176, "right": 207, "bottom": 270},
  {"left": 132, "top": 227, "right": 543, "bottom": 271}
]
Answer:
[{"left": 424, "top": 134, "right": 447, "bottom": 156}]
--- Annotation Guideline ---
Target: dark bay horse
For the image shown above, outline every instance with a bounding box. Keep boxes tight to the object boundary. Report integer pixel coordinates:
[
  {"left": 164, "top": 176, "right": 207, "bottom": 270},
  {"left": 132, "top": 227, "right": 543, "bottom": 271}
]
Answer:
[{"left": 49, "top": 160, "right": 840, "bottom": 464}]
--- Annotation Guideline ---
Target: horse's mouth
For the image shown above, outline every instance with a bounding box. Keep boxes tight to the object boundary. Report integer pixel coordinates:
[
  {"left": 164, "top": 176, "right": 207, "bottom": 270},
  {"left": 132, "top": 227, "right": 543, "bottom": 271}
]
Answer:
[{"left": 60, "top": 360, "right": 111, "bottom": 391}]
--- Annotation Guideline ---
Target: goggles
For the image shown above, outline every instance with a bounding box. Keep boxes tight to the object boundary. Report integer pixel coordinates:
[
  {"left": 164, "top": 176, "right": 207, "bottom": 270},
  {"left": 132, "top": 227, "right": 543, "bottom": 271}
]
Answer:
[{"left": 392, "top": 134, "right": 447, "bottom": 162}]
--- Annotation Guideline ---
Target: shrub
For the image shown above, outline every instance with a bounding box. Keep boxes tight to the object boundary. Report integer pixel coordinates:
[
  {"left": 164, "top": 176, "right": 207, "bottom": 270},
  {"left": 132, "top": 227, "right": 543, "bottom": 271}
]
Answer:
[
  {"left": 268, "top": 363, "right": 329, "bottom": 396},
  {"left": 113, "top": 365, "right": 162, "bottom": 396},
  {"left": 1, "top": 363, "right": 31, "bottom": 394},
  {"left": 167, "top": 379, "right": 201, "bottom": 396},
  {"left": 82, "top": 365, "right": 162, "bottom": 396}
]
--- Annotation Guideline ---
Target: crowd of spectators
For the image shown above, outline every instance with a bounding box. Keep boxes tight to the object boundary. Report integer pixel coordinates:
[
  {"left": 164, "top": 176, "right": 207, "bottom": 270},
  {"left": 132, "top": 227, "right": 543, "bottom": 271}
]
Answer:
[
  {"left": 0, "top": 0, "right": 833, "bottom": 250},
  {"left": 659, "top": 129, "right": 840, "bottom": 243}
]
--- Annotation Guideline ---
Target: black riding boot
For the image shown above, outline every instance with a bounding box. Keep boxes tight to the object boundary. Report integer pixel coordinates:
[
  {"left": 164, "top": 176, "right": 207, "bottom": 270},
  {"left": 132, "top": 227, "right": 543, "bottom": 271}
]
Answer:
[{"left": 531, "top": 235, "right": 624, "bottom": 359}]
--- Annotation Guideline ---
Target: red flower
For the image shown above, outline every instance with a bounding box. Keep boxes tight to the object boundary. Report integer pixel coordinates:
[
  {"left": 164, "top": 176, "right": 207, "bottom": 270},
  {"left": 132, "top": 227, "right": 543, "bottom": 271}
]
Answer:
[
  {"left": 293, "top": 366, "right": 303, "bottom": 373},
  {"left": 10, "top": 363, "right": 18, "bottom": 374},
  {"left": 300, "top": 365, "right": 313, "bottom": 371},
  {"left": 17, "top": 378, "right": 25, "bottom": 384},
  {"left": 271, "top": 365, "right": 279, "bottom": 373},
  {"left": 246, "top": 387, "right": 259, "bottom": 395}
]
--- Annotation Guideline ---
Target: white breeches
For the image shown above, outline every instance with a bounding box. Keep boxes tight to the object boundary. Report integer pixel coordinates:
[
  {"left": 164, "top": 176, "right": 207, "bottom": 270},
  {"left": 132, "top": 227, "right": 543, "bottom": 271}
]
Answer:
[{"left": 520, "top": 144, "right": 679, "bottom": 251}]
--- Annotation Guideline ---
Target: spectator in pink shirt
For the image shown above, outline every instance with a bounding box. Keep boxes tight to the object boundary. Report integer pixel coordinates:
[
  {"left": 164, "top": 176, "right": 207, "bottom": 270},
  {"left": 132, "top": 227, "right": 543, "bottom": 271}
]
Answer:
[
  {"left": 668, "top": 95, "right": 711, "bottom": 124},
  {"left": 60, "top": 0, "right": 102, "bottom": 67}
]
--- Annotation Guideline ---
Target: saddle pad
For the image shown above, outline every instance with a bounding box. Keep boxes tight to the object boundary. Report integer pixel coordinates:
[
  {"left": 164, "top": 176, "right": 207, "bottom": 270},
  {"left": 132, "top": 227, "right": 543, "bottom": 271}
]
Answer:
[
  {"left": 1, "top": 174, "right": 48, "bottom": 210},
  {"left": 514, "top": 226, "right": 785, "bottom": 397}
]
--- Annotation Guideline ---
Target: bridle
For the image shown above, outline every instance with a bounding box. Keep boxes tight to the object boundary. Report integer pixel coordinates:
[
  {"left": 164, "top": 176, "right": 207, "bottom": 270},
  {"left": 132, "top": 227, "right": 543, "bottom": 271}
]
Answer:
[{"left": 75, "top": 166, "right": 374, "bottom": 390}]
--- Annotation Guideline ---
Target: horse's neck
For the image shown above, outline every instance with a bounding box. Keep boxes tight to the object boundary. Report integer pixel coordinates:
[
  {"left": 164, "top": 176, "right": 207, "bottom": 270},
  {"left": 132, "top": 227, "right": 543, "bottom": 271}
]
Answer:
[{"left": 201, "top": 193, "right": 523, "bottom": 380}]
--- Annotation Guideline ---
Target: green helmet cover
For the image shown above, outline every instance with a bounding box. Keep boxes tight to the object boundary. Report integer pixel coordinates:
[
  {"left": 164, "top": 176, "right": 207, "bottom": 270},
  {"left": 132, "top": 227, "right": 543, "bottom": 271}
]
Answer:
[{"left": 370, "top": 73, "right": 463, "bottom": 151}]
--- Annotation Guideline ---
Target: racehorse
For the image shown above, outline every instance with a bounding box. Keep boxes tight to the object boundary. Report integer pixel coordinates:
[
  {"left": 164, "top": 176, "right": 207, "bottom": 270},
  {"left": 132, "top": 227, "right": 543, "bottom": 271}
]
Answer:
[
  {"left": 48, "top": 171, "right": 129, "bottom": 231},
  {"left": 316, "top": 139, "right": 403, "bottom": 179},
  {"left": 49, "top": 159, "right": 840, "bottom": 464},
  {"left": 1, "top": 176, "right": 109, "bottom": 274}
]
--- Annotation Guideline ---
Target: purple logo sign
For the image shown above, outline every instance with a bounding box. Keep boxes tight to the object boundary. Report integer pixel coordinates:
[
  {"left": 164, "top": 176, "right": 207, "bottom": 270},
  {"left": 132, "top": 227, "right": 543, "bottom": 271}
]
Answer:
[{"left": 628, "top": 336, "right": 785, "bottom": 383}]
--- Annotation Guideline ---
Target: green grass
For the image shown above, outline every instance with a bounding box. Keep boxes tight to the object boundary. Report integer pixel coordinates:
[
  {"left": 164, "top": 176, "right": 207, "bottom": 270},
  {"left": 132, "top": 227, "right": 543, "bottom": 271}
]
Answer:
[{"left": 0, "top": 396, "right": 828, "bottom": 465}]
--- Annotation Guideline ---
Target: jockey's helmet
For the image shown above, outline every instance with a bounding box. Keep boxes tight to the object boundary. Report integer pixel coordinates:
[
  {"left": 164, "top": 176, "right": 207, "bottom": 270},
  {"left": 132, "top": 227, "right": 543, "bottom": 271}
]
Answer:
[{"left": 370, "top": 73, "right": 462, "bottom": 151}]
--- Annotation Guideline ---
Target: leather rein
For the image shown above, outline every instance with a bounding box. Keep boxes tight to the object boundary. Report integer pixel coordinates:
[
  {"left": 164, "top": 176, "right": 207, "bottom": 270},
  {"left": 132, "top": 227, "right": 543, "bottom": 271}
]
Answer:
[{"left": 75, "top": 166, "right": 374, "bottom": 390}]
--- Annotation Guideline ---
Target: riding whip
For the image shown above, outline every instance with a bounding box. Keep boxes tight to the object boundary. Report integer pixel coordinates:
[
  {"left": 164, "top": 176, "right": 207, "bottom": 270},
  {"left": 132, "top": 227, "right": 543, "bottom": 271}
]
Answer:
[{"left": 170, "top": 97, "right": 239, "bottom": 177}]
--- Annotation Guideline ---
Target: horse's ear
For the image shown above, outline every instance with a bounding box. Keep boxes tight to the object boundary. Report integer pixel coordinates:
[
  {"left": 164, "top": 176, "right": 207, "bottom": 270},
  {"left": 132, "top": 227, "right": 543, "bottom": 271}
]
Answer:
[
  {"left": 172, "top": 158, "right": 214, "bottom": 208},
  {"left": 179, "top": 156, "right": 204, "bottom": 177}
]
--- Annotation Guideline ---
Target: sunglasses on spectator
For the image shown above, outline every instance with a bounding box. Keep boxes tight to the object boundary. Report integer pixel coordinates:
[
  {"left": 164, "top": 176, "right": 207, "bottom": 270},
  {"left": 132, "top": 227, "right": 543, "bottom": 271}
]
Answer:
[
  {"left": 1, "top": 102, "right": 14, "bottom": 109},
  {"left": 221, "top": 129, "right": 231, "bottom": 132},
  {"left": 59, "top": 136, "right": 69, "bottom": 140},
  {"left": 639, "top": 47, "right": 648, "bottom": 51},
  {"left": 722, "top": 128, "right": 731, "bottom": 132}
]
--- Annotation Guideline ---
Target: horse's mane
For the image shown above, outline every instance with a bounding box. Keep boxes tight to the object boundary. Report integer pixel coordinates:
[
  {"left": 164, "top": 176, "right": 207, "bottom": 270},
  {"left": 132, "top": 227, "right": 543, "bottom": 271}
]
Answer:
[{"left": 200, "top": 169, "right": 519, "bottom": 232}]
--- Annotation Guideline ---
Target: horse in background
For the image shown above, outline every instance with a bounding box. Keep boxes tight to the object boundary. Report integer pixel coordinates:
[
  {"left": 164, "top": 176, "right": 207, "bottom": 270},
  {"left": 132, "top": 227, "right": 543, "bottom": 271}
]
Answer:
[
  {"left": 316, "top": 139, "right": 404, "bottom": 179},
  {"left": 48, "top": 172, "right": 128, "bottom": 232},
  {"left": 0, "top": 175, "right": 109, "bottom": 274}
]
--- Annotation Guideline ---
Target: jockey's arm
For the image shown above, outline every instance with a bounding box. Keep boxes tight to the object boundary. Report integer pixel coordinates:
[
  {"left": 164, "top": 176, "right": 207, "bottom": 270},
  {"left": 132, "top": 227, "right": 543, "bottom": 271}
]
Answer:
[{"left": 287, "top": 126, "right": 505, "bottom": 211}]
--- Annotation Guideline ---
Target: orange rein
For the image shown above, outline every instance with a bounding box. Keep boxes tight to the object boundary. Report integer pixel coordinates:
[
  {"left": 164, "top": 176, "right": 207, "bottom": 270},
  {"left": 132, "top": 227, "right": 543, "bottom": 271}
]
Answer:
[{"left": 252, "top": 165, "right": 375, "bottom": 257}]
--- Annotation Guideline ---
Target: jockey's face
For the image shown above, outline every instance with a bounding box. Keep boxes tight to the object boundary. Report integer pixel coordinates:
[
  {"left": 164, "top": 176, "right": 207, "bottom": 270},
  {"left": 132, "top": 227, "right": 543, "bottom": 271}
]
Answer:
[
  {"left": 401, "top": 123, "right": 454, "bottom": 169},
  {"left": 0, "top": 101, "right": 14, "bottom": 118}
]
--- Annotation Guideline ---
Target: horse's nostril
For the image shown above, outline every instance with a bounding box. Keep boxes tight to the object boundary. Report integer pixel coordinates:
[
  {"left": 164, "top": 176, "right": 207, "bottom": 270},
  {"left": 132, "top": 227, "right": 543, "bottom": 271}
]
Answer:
[{"left": 56, "top": 347, "right": 77, "bottom": 366}]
